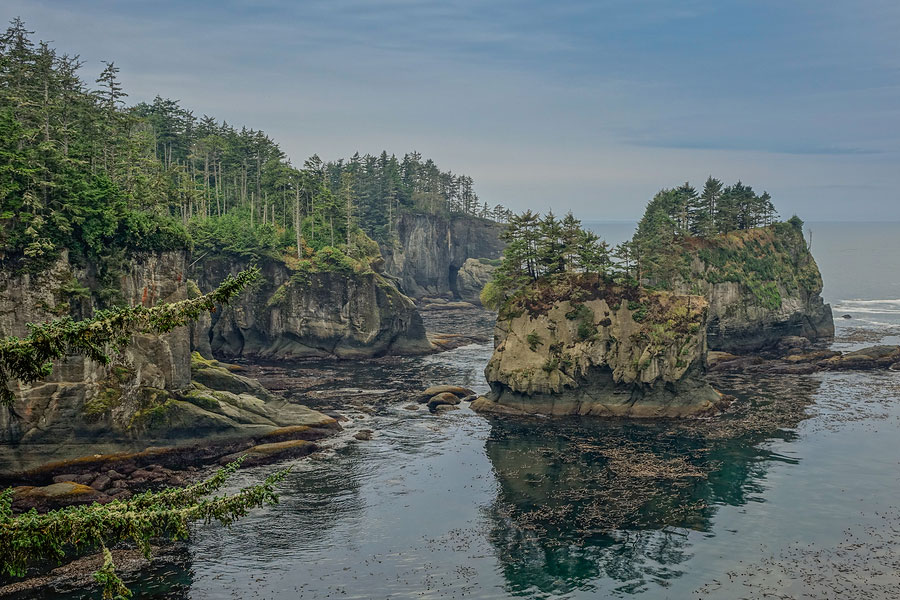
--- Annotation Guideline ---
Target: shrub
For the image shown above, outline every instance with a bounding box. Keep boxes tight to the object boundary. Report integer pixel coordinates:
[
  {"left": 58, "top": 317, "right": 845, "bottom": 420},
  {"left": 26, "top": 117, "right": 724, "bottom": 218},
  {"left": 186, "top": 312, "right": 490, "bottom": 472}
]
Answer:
[
  {"left": 480, "top": 280, "right": 505, "bottom": 311},
  {"left": 526, "top": 331, "right": 543, "bottom": 351},
  {"left": 787, "top": 214, "right": 804, "bottom": 231}
]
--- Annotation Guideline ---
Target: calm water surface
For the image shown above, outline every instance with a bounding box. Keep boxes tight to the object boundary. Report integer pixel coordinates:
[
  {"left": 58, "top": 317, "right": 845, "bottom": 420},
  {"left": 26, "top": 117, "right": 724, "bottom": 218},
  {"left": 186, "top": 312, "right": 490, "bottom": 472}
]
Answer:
[{"left": 134, "top": 223, "right": 900, "bottom": 599}]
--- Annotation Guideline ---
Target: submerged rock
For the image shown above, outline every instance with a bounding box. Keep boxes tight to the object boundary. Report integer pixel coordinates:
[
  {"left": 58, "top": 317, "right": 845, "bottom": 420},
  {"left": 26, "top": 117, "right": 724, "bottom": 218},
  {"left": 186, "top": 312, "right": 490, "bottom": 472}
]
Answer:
[
  {"left": 473, "top": 275, "right": 728, "bottom": 418},
  {"left": 218, "top": 439, "right": 318, "bottom": 466},
  {"left": 416, "top": 385, "right": 477, "bottom": 403}
]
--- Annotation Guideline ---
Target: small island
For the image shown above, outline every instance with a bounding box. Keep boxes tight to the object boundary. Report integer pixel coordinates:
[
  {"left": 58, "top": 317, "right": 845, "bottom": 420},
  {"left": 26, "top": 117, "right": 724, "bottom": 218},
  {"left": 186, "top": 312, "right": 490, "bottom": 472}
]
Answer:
[{"left": 473, "top": 179, "right": 834, "bottom": 417}]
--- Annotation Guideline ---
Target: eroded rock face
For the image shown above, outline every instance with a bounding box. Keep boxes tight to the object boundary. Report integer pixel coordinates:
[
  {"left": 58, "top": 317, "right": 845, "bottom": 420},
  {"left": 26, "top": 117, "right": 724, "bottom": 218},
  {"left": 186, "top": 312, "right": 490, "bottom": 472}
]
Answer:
[
  {"left": 195, "top": 257, "right": 432, "bottom": 359},
  {"left": 0, "top": 251, "right": 193, "bottom": 453},
  {"left": 0, "top": 252, "right": 336, "bottom": 475},
  {"left": 472, "top": 276, "right": 726, "bottom": 418},
  {"left": 380, "top": 214, "right": 504, "bottom": 298},
  {"left": 682, "top": 225, "right": 834, "bottom": 353},
  {"left": 454, "top": 258, "right": 497, "bottom": 305}
]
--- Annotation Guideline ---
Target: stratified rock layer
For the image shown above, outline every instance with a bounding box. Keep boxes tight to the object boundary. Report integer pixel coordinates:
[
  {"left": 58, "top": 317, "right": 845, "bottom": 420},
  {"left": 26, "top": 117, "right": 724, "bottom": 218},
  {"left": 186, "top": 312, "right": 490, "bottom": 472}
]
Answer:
[{"left": 472, "top": 276, "right": 726, "bottom": 418}]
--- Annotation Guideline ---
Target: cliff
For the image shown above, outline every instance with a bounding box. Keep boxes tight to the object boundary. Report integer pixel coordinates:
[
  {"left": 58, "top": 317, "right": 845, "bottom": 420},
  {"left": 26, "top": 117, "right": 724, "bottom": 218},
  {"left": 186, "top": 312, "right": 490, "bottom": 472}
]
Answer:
[
  {"left": 194, "top": 254, "right": 432, "bottom": 360},
  {"left": 0, "top": 251, "right": 336, "bottom": 474},
  {"left": 471, "top": 275, "right": 726, "bottom": 417},
  {"left": 682, "top": 223, "right": 833, "bottom": 353},
  {"left": 380, "top": 214, "right": 505, "bottom": 298}
]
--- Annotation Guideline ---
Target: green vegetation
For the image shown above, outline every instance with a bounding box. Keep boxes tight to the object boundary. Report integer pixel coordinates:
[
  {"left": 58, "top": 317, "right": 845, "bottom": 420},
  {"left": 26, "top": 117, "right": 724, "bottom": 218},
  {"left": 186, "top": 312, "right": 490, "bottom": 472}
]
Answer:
[
  {"left": 621, "top": 177, "right": 791, "bottom": 289},
  {"left": 0, "top": 457, "right": 289, "bottom": 599},
  {"left": 488, "top": 175, "right": 813, "bottom": 317},
  {"left": 488, "top": 211, "right": 612, "bottom": 306},
  {"left": 0, "top": 263, "right": 281, "bottom": 598},
  {"left": 526, "top": 332, "right": 543, "bottom": 351},
  {"left": 0, "top": 19, "right": 507, "bottom": 283}
]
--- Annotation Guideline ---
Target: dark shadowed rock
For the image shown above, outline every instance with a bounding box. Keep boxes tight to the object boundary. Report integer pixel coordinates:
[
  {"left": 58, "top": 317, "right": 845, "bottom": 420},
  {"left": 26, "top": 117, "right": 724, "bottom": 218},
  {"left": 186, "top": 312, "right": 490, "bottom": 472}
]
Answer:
[
  {"left": 196, "top": 256, "right": 433, "bottom": 360},
  {"left": 380, "top": 213, "right": 505, "bottom": 298}
]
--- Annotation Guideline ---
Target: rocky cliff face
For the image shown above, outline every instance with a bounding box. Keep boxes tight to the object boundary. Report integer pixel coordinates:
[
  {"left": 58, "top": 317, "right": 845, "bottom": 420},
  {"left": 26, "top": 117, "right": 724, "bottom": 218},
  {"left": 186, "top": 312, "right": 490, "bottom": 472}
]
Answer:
[
  {"left": 381, "top": 214, "right": 505, "bottom": 298},
  {"left": 0, "top": 251, "right": 339, "bottom": 474},
  {"left": 194, "top": 256, "right": 432, "bottom": 360},
  {"left": 682, "top": 224, "right": 833, "bottom": 353},
  {"left": 472, "top": 275, "right": 726, "bottom": 417},
  {"left": 454, "top": 258, "right": 498, "bottom": 304}
]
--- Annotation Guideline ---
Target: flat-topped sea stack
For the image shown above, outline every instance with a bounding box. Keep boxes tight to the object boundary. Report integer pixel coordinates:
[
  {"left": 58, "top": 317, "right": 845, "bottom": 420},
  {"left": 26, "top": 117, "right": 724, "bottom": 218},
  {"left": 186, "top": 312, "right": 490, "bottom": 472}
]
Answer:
[{"left": 471, "top": 274, "right": 728, "bottom": 418}]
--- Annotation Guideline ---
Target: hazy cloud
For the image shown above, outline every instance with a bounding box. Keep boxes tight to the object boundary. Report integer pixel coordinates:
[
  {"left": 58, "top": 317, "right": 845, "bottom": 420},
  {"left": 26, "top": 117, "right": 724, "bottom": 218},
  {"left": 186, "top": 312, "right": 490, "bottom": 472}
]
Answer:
[{"left": 4, "top": 0, "right": 899, "bottom": 220}]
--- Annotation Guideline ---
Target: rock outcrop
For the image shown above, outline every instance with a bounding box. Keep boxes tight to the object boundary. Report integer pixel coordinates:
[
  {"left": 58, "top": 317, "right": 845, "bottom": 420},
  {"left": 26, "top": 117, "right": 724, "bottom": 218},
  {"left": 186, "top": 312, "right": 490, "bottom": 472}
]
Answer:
[
  {"left": 471, "top": 275, "right": 727, "bottom": 417},
  {"left": 380, "top": 214, "right": 505, "bottom": 298},
  {"left": 682, "top": 224, "right": 833, "bottom": 353},
  {"left": 0, "top": 251, "right": 337, "bottom": 475},
  {"left": 454, "top": 258, "right": 498, "bottom": 304},
  {"left": 194, "top": 256, "right": 432, "bottom": 359},
  {"left": 710, "top": 344, "right": 900, "bottom": 375}
]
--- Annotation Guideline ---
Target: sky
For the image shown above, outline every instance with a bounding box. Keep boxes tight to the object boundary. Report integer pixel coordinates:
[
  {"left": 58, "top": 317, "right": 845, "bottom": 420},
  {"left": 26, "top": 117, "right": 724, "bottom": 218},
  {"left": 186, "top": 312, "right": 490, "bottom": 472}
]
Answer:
[{"left": 5, "top": 0, "right": 899, "bottom": 221}]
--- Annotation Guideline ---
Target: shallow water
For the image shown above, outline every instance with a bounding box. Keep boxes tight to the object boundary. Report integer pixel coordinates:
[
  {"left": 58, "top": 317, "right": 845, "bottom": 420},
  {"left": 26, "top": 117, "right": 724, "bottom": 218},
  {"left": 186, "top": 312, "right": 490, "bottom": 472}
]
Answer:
[{"left": 121, "top": 349, "right": 898, "bottom": 600}]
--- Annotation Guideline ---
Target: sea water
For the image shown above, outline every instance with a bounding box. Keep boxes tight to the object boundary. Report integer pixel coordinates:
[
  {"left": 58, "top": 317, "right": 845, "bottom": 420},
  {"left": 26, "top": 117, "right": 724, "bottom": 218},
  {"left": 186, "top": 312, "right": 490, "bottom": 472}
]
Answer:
[{"left": 55, "top": 222, "right": 900, "bottom": 599}]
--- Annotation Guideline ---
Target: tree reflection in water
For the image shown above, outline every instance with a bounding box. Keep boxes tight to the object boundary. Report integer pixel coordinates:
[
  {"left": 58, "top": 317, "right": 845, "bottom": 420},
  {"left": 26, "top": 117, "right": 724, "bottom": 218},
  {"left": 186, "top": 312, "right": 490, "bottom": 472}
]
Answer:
[{"left": 484, "top": 373, "right": 821, "bottom": 596}]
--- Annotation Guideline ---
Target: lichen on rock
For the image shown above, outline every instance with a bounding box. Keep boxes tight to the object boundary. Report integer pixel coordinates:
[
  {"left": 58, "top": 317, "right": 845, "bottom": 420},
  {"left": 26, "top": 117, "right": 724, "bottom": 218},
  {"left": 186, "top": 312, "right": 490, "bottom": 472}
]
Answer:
[{"left": 473, "top": 274, "right": 727, "bottom": 418}]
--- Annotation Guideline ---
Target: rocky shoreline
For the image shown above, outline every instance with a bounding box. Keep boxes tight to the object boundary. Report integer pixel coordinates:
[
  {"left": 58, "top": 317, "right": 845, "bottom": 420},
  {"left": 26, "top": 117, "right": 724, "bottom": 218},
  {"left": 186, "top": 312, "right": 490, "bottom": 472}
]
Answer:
[{"left": 709, "top": 341, "right": 900, "bottom": 375}]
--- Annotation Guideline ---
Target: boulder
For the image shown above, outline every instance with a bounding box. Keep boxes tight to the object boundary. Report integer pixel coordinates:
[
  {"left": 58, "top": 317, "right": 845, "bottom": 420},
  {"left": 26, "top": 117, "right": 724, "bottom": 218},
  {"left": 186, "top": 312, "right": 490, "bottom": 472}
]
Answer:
[
  {"left": 218, "top": 439, "right": 318, "bottom": 467},
  {"left": 12, "top": 482, "right": 108, "bottom": 512},
  {"left": 454, "top": 258, "right": 497, "bottom": 305},
  {"left": 89, "top": 474, "right": 112, "bottom": 491},
  {"left": 427, "top": 392, "right": 462, "bottom": 412},
  {"left": 416, "top": 385, "right": 476, "bottom": 403},
  {"left": 776, "top": 336, "right": 812, "bottom": 354}
]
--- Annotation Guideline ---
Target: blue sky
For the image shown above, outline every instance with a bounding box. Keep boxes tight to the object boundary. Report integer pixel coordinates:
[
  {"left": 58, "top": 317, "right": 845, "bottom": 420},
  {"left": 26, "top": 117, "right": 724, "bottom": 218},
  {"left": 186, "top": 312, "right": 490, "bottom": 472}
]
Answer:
[{"left": 6, "top": 0, "right": 899, "bottom": 220}]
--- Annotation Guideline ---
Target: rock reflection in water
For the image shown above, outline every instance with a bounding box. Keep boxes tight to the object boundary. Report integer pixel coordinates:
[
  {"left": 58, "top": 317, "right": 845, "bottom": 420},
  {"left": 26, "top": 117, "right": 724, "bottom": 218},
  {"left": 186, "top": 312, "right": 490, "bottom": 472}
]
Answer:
[{"left": 483, "top": 373, "right": 822, "bottom": 596}]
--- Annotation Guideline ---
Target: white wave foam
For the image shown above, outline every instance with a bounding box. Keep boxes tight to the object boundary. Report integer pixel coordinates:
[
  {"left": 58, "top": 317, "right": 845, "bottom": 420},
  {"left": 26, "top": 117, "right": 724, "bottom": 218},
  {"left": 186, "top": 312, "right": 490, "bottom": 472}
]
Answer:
[
  {"left": 839, "top": 298, "right": 900, "bottom": 306},
  {"left": 834, "top": 299, "right": 900, "bottom": 315}
]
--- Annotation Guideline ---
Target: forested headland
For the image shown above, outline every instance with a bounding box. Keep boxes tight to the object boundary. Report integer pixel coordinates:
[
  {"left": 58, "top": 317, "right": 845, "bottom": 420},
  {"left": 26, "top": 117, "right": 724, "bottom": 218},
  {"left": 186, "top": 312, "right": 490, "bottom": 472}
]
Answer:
[{"left": 0, "top": 18, "right": 508, "bottom": 289}]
